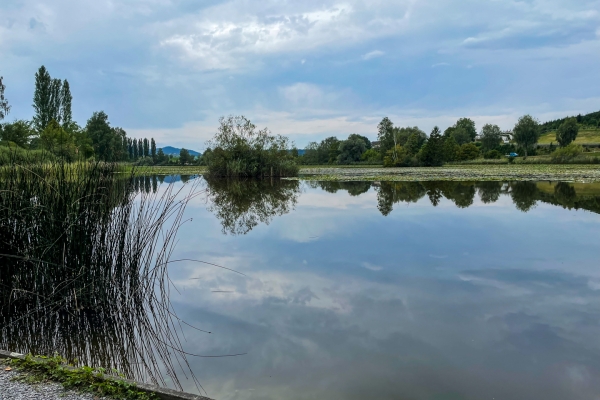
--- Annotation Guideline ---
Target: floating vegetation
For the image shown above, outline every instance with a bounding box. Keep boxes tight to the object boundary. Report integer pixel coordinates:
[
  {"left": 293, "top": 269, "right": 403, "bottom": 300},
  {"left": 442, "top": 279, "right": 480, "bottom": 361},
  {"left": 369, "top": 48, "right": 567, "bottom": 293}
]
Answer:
[{"left": 296, "top": 164, "right": 600, "bottom": 182}]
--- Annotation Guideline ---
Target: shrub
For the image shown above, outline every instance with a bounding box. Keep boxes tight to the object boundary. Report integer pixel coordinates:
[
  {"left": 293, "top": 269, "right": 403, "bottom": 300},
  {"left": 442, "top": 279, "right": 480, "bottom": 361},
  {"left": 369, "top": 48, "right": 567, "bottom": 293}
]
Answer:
[
  {"left": 206, "top": 116, "right": 298, "bottom": 178},
  {"left": 551, "top": 143, "right": 583, "bottom": 163},
  {"left": 484, "top": 150, "right": 502, "bottom": 159},
  {"left": 457, "top": 143, "right": 480, "bottom": 161}
]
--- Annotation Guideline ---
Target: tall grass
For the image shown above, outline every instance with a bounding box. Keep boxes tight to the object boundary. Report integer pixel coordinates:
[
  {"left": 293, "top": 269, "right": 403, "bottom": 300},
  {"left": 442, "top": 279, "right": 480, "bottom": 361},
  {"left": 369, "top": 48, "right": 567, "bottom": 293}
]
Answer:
[{"left": 0, "top": 160, "right": 202, "bottom": 391}]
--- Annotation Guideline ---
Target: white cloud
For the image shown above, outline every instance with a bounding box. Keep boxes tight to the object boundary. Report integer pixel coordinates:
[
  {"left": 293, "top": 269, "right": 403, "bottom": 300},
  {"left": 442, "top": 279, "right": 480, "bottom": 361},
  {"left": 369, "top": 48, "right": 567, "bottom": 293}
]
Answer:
[{"left": 361, "top": 50, "right": 384, "bottom": 60}]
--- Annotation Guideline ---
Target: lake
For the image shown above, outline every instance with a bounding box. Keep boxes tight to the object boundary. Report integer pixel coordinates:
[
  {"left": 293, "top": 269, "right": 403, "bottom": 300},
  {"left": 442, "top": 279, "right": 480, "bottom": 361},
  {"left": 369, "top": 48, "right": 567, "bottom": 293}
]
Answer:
[
  {"left": 164, "top": 178, "right": 600, "bottom": 400},
  {"left": 3, "top": 177, "right": 600, "bottom": 400}
]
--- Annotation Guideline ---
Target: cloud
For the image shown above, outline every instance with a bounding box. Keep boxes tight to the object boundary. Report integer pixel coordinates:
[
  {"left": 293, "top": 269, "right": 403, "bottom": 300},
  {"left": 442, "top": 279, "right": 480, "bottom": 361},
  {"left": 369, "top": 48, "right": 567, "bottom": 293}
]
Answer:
[{"left": 361, "top": 50, "right": 384, "bottom": 60}]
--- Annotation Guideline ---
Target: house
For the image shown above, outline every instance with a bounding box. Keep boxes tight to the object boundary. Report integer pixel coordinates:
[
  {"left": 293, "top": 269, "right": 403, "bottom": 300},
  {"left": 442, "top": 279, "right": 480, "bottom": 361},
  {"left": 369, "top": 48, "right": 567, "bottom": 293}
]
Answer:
[
  {"left": 371, "top": 141, "right": 381, "bottom": 149},
  {"left": 500, "top": 132, "right": 513, "bottom": 144}
]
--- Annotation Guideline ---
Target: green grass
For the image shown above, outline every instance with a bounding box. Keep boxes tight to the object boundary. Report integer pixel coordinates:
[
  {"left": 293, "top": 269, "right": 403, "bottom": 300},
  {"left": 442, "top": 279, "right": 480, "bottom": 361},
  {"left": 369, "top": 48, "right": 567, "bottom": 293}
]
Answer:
[
  {"left": 122, "top": 165, "right": 208, "bottom": 175},
  {"left": 538, "top": 128, "right": 600, "bottom": 144},
  {"left": 4, "top": 355, "right": 157, "bottom": 399}
]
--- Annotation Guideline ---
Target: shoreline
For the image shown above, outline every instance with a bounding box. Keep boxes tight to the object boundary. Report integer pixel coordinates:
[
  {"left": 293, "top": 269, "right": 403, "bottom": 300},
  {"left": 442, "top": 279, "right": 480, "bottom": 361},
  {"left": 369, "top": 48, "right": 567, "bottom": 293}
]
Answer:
[{"left": 0, "top": 350, "right": 210, "bottom": 400}]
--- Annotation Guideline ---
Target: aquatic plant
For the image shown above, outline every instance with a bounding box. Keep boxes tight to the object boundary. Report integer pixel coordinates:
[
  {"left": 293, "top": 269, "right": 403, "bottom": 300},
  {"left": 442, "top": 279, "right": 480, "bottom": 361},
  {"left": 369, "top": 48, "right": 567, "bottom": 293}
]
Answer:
[{"left": 0, "top": 161, "right": 202, "bottom": 391}]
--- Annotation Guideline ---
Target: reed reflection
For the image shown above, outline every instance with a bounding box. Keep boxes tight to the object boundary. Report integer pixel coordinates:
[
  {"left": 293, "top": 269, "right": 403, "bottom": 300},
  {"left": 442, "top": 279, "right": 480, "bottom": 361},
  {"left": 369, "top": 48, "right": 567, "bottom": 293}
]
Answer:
[{"left": 0, "top": 164, "right": 199, "bottom": 390}]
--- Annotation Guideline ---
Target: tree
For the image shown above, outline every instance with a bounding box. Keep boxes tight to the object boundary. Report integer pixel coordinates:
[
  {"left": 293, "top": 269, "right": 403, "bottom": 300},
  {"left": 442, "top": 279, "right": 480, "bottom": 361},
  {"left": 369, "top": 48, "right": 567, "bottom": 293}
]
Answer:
[
  {"left": 156, "top": 148, "right": 166, "bottom": 164},
  {"left": 457, "top": 143, "right": 480, "bottom": 160},
  {"left": 318, "top": 136, "right": 341, "bottom": 164},
  {"left": 455, "top": 118, "right": 477, "bottom": 142},
  {"left": 450, "top": 128, "right": 472, "bottom": 145},
  {"left": 138, "top": 139, "right": 143, "bottom": 159},
  {"left": 85, "top": 111, "right": 122, "bottom": 161},
  {"left": 443, "top": 136, "right": 460, "bottom": 162},
  {"left": 337, "top": 134, "right": 367, "bottom": 164},
  {"left": 60, "top": 80, "right": 72, "bottom": 127},
  {"left": 513, "top": 115, "right": 540, "bottom": 158},
  {"left": 556, "top": 118, "right": 579, "bottom": 147},
  {"left": 49, "top": 78, "right": 63, "bottom": 124},
  {"left": 151, "top": 138, "right": 156, "bottom": 160},
  {"left": 0, "top": 75, "right": 10, "bottom": 121},
  {"left": 143, "top": 138, "right": 149, "bottom": 157},
  {"left": 33, "top": 66, "right": 53, "bottom": 132},
  {"left": 179, "top": 148, "right": 193, "bottom": 165},
  {"left": 40, "top": 119, "right": 76, "bottom": 160},
  {"left": 405, "top": 132, "right": 425, "bottom": 156},
  {"left": 419, "top": 126, "right": 444, "bottom": 166},
  {"left": 480, "top": 124, "right": 502, "bottom": 151},
  {"left": 133, "top": 138, "right": 139, "bottom": 159},
  {"left": 377, "top": 117, "right": 395, "bottom": 157},
  {"left": 348, "top": 134, "right": 372, "bottom": 149},
  {"left": 0, "top": 120, "right": 34, "bottom": 148}
]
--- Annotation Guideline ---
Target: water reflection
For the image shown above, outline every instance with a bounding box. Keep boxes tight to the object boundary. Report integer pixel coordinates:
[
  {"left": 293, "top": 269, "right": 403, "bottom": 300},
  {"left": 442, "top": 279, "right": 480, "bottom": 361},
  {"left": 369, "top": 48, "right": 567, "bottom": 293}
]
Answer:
[
  {"left": 0, "top": 170, "right": 199, "bottom": 390},
  {"left": 205, "top": 178, "right": 301, "bottom": 235},
  {"left": 307, "top": 181, "right": 600, "bottom": 216}
]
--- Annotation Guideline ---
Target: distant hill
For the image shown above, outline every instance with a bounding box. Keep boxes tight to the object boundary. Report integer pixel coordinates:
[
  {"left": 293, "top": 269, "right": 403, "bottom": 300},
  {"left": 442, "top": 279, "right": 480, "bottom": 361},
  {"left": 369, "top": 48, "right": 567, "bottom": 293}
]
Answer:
[
  {"left": 541, "top": 110, "right": 600, "bottom": 132},
  {"left": 160, "top": 146, "right": 200, "bottom": 156}
]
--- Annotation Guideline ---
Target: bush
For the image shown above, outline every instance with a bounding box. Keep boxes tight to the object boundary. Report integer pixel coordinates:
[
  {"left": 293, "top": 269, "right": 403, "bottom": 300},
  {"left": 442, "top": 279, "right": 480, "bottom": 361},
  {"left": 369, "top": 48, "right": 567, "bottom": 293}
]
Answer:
[
  {"left": 484, "top": 150, "right": 502, "bottom": 159},
  {"left": 551, "top": 143, "right": 583, "bottom": 163},
  {"left": 0, "top": 145, "right": 56, "bottom": 165},
  {"left": 457, "top": 143, "right": 480, "bottom": 161},
  {"left": 206, "top": 116, "right": 298, "bottom": 178}
]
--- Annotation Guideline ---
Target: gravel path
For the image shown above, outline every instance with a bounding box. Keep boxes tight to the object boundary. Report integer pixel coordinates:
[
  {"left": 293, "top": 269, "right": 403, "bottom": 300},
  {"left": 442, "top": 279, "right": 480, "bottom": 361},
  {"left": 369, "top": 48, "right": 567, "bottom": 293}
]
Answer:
[{"left": 0, "top": 367, "right": 106, "bottom": 400}]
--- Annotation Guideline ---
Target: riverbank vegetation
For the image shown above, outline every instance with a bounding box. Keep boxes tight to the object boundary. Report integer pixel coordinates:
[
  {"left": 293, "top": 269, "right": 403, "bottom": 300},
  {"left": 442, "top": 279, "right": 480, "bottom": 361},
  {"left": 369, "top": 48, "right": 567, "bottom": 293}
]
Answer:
[
  {"left": 0, "top": 160, "right": 201, "bottom": 390},
  {"left": 203, "top": 115, "right": 298, "bottom": 177}
]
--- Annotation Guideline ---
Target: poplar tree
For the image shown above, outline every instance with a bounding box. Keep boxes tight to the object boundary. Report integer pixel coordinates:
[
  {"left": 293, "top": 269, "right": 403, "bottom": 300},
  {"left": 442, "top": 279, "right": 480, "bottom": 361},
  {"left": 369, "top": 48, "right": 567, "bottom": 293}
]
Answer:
[
  {"left": 151, "top": 138, "right": 156, "bottom": 160},
  {"left": 49, "top": 78, "right": 63, "bottom": 124},
  {"left": 143, "top": 138, "right": 149, "bottom": 157},
  {"left": 33, "top": 66, "right": 53, "bottom": 132},
  {"left": 0, "top": 75, "right": 10, "bottom": 120},
  {"left": 60, "top": 80, "right": 72, "bottom": 127},
  {"left": 138, "top": 139, "right": 143, "bottom": 158},
  {"left": 133, "top": 138, "right": 139, "bottom": 159}
]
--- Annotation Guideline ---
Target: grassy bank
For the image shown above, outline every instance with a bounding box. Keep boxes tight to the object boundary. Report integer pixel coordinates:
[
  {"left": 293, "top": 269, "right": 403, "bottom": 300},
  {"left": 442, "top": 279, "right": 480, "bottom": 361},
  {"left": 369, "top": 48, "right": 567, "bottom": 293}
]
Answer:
[
  {"left": 296, "top": 164, "right": 600, "bottom": 182},
  {"left": 538, "top": 128, "right": 600, "bottom": 145}
]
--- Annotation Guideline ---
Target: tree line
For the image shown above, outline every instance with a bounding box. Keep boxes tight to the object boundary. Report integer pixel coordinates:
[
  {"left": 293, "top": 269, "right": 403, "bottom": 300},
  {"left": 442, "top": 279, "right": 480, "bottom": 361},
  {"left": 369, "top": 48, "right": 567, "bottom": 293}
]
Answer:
[
  {"left": 296, "top": 113, "right": 586, "bottom": 166},
  {"left": 0, "top": 66, "right": 165, "bottom": 164}
]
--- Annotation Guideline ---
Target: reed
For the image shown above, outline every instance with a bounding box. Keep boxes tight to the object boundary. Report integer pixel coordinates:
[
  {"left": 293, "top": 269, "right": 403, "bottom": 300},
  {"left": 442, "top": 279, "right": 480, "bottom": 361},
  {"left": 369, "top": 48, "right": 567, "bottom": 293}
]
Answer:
[{"left": 0, "top": 160, "right": 202, "bottom": 391}]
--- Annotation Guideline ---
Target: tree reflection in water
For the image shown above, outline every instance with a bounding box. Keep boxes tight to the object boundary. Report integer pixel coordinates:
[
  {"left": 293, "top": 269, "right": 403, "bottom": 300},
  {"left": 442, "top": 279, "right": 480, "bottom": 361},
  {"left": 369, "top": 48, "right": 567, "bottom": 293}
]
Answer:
[
  {"left": 205, "top": 178, "right": 301, "bottom": 235},
  {"left": 311, "top": 180, "right": 600, "bottom": 216}
]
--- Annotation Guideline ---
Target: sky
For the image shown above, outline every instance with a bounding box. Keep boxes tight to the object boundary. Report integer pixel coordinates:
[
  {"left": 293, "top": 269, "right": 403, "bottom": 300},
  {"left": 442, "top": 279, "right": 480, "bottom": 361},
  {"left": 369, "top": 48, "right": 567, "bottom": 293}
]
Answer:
[{"left": 1, "top": 0, "right": 599, "bottom": 150}]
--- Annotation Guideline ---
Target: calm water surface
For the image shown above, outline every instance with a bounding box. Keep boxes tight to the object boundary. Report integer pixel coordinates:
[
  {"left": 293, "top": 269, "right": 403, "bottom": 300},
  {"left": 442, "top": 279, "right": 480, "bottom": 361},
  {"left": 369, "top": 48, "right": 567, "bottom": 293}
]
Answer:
[{"left": 162, "top": 179, "right": 600, "bottom": 400}]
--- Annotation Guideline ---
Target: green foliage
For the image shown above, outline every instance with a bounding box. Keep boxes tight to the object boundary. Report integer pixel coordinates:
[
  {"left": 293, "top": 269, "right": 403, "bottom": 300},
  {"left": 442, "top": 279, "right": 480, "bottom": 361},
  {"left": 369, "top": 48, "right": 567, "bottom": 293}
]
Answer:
[
  {"left": 0, "top": 75, "right": 10, "bottom": 121},
  {"left": 61, "top": 80, "right": 72, "bottom": 127},
  {"left": 556, "top": 118, "right": 579, "bottom": 147},
  {"left": 348, "top": 133, "right": 372, "bottom": 149},
  {"left": 480, "top": 124, "right": 502, "bottom": 151},
  {"left": 0, "top": 120, "right": 35, "bottom": 148},
  {"left": 445, "top": 118, "right": 477, "bottom": 144},
  {"left": 383, "top": 145, "right": 416, "bottom": 167},
  {"left": 206, "top": 115, "right": 298, "bottom": 177},
  {"left": 457, "top": 143, "right": 481, "bottom": 161},
  {"left": 337, "top": 134, "right": 367, "bottom": 164},
  {"left": 40, "top": 119, "right": 77, "bottom": 160},
  {"left": 360, "top": 148, "right": 382, "bottom": 163},
  {"left": 85, "top": 111, "right": 128, "bottom": 161},
  {"left": 418, "top": 126, "right": 444, "bottom": 166},
  {"left": 33, "top": 66, "right": 53, "bottom": 132},
  {"left": 443, "top": 136, "right": 460, "bottom": 162},
  {"left": 179, "top": 148, "right": 193, "bottom": 165},
  {"left": 393, "top": 126, "right": 426, "bottom": 147},
  {"left": 405, "top": 132, "right": 426, "bottom": 155},
  {"left": 377, "top": 117, "right": 395, "bottom": 157},
  {"left": 551, "top": 143, "right": 584, "bottom": 163},
  {"left": 150, "top": 138, "right": 156, "bottom": 160},
  {"left": 484, "top": 149, "right": 502, "bottom": 159},
  {"left": 8, "top": 355, "right": 157, "bottom": 399},
  {"left": 513, "top": 115, "right": 540, "bottom": 157},
  {"left": 0, "top": 145, "right": 56, "bottom": 165}
]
